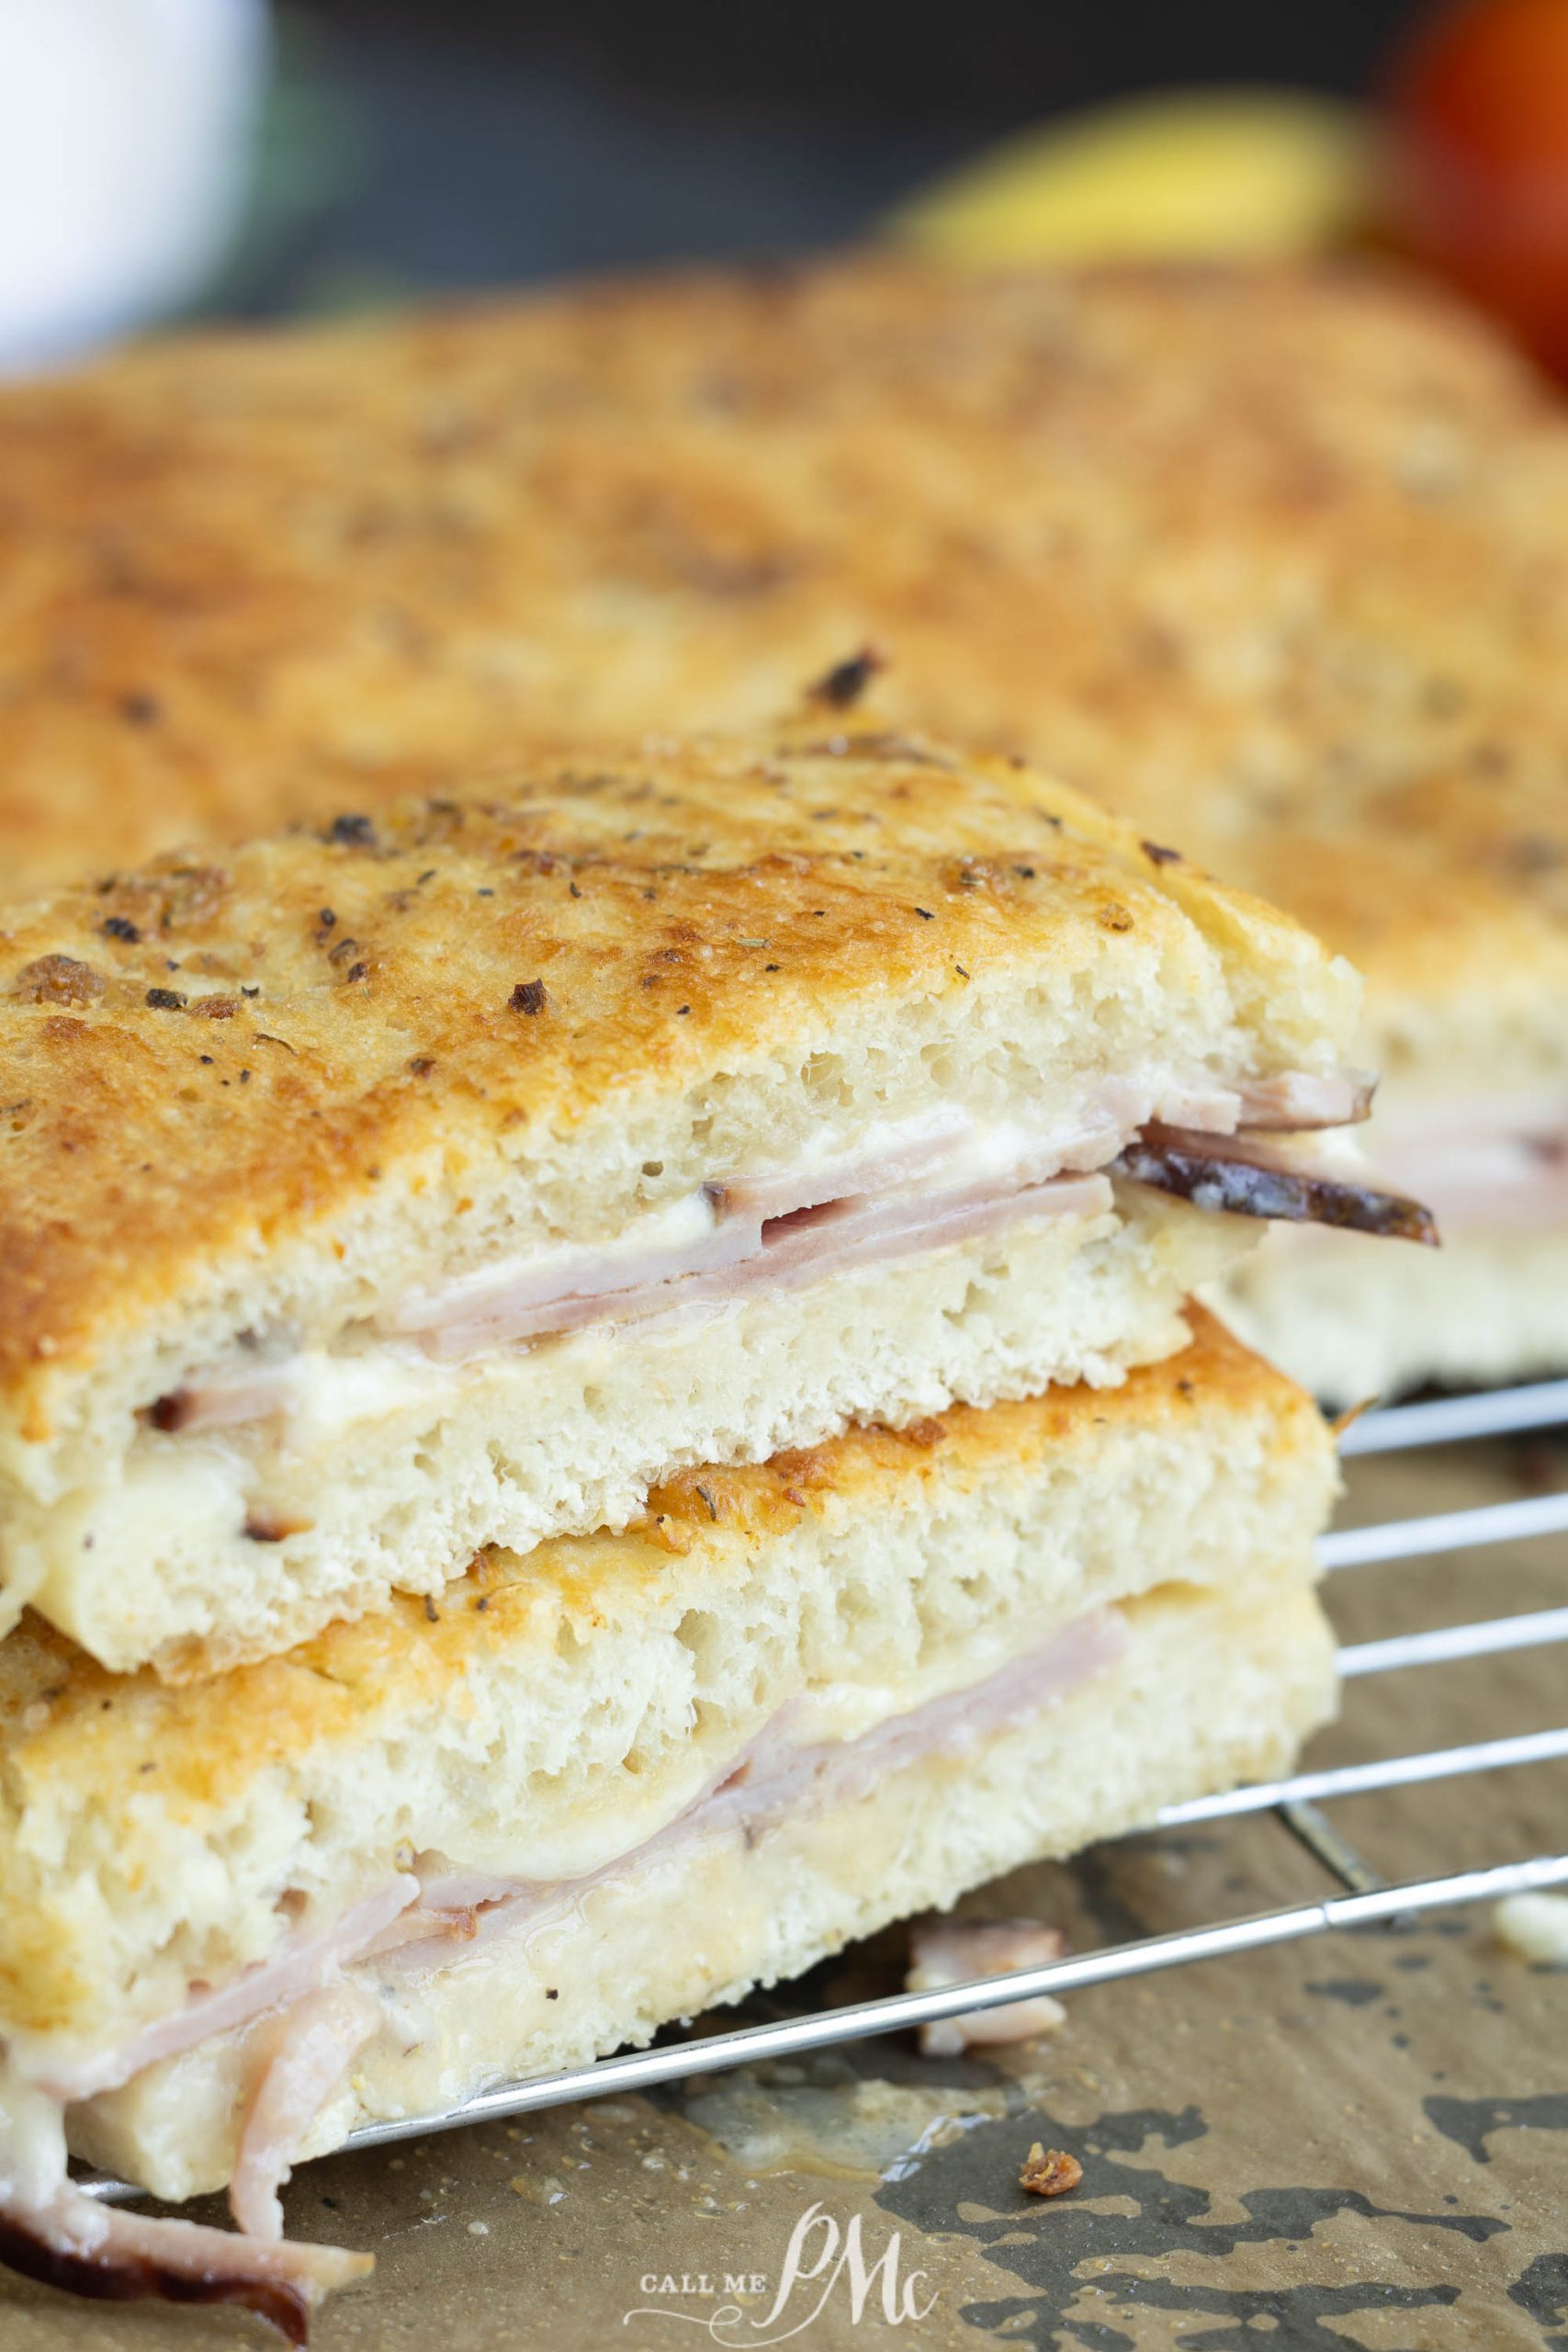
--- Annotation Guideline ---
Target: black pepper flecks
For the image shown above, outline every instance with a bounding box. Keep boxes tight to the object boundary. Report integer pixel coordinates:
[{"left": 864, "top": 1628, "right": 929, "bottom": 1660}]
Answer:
[
  {"left": 100, "top": 916, "right": 140, "bottom": 944},
  {"left": 510, "top": 979, "right": 548, "bottom": 1015},
  {"left": 144, "top": 986, "right": 187, "bottom": 1011},
  {"left": 809, "top": 647, "right": 886, "bottom": 708},
  {"left": 1141, "top": 840, "right": 1182, "bottom": 866},
  {"left": 328, "top": 813, "right": 376, "bottom": 846}
]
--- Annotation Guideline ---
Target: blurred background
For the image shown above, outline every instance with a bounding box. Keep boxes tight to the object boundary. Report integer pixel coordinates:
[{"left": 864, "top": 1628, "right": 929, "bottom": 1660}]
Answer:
[
  {"left": 209, "top": 0, "right": 1415, "bottom": 305},
  {"left": 3, "top": 0, "right": 1566, "bottom": 375}
]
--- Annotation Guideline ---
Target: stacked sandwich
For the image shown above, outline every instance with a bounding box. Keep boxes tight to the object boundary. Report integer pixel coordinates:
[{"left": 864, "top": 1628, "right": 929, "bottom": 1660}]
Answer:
[{"left": 0, "top": 728, "right": 1425, "bottom": 2337}]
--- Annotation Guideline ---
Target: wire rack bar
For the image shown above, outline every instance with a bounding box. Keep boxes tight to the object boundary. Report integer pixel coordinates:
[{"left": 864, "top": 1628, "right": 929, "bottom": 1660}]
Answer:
[
  {"left": 1340, "top": 1381, "right": 1568, "bottom": 1456},
  {"left": 1159, "top": 1725, "right": 1568, "bottom": 1825},
  {"left": 1338, "top": 1607, "right": 1568, "bottom": 1679},
  {"left": 1318, "top": 1489, "right": 1568, "bottom": 1571}
]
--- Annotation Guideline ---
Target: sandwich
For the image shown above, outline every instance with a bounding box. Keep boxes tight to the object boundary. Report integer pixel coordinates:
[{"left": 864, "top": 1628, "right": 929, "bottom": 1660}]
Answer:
[
  {"left": 0, "top": 729, "right": 1402, "bottom": 1678},
  {"left": 0, "top": 1310, "right": 1337, "bottom": 2339},
  {"left": 0, "top": 257, "right": 1553, "bottom": 1396}
]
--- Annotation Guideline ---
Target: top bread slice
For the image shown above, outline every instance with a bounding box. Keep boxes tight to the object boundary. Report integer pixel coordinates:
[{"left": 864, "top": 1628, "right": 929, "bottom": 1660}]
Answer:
[
  {"left": 0, "top": 258, "right": 1562, "bottom": 1091},
  {"left": 0, "top": 727, "right": 1356, "bottom": 1669}
]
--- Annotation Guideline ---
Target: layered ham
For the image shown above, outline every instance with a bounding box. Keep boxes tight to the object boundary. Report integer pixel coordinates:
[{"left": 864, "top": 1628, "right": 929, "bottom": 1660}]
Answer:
[
  {"left": 0, "top": 1607, "right": 1125, "bottom": 2336},
  {"left": 149, "top": 1070, "right": 1373, "bottom": 1431}
]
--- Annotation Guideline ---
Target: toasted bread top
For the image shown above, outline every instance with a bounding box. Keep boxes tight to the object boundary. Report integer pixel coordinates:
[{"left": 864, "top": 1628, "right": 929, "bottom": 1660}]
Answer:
[{"left": 0, "top": 258, "right": 1562, "bottom": 1051}]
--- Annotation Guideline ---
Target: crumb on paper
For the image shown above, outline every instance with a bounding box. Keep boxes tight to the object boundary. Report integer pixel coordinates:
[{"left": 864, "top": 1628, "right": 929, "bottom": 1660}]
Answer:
[
  {"left": 906, "top": 1917, "right": 1068, "bottom": 2057},
  {"left": 1020, "top": 2143, "right": 1082, "bottom": 2198},
  {"left": 1495, "top": 1892, "right": 1568, "bottom": 1962}
]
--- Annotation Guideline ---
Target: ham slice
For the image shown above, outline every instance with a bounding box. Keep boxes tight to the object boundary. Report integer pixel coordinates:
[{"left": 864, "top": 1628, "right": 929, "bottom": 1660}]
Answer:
[
  {"left": 0, "top": 2085, "right": 369, "bottom": 2346},
  {"left": 49, "top": 1877, "right": 419, "bottom": 2104},
  {"left": 385, "top": 1169, "right": 1113, "bottom": 1364},
  {"left": 1360, "top": 1095, "right": 1568, "bottom": 1232},
  {"left": 362, "top": 1609, "right": 1130, "bottom": 1988},
  {"left": 68, "top": 1611, "right": 1127, "bottom": 2127},
  {"left": 380, "top": 1194, "right": 761, "bottom": 1357},
  {"left": 906, "top": 1918, "right": 1070, "bottom": 2056},
  {"left": 1235, "top": 1071, "right": 1375, "bottom": 1130},
  {"left": 145, "top": 1361, "right": 299, "bottom": 1435},
  {"left": 705, "top": 1108, "right": 973, "bottom": 1222}
]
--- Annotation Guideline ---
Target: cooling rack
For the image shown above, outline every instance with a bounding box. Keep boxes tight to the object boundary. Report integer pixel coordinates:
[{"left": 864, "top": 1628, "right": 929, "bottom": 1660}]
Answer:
[{"left": 84, "top": 1375, "right": 1568, "bottom": 2200}]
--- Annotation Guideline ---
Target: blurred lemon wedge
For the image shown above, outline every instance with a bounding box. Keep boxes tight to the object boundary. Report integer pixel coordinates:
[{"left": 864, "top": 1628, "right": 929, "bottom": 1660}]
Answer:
[{"left": 888, "top": 88, "right": 1372, "bottom": 266}]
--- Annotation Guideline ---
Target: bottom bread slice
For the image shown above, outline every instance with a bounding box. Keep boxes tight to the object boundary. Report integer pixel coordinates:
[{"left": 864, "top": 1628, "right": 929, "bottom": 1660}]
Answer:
[{"left": 77, "top": 1568, "right": 1334, "bottom": 2208}]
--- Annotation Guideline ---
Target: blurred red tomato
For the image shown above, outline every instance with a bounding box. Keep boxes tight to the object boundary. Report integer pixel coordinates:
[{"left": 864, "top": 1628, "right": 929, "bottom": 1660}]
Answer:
[{"left": 1388, "top": 0, "right": 1568, "bottom": 376}]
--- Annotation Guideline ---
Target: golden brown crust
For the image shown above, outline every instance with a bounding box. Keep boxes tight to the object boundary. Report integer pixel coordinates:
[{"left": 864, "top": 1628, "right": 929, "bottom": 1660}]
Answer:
[
  {"left": 0, "top": 257, "right": 1562, "bottom": 1016},
  {"left": 0, "top": 729, "right": 1334, "bottom": 1409},
  {"left": 0, "top": 1307, "right": 1320, "bottom": 1819}
]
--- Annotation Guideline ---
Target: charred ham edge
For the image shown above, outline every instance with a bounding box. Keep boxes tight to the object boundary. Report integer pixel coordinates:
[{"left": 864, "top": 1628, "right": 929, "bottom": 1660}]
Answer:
[
  {"left": 1112, "top": 1125, "right": 1438, "bottom": 1245},
  {"left": 0, "top": 2086, "right": 368, "bottom": 2347},
  {"left": 0, "top": 2203, "right": 366, "bottom": 2347}
]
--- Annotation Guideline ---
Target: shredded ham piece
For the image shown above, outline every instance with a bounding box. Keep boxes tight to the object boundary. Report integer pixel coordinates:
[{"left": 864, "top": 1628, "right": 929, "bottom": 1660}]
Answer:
[
  {"left": 229, "top": 1986, "right": 380, "bottom": 2241},
  {"left": 906, "top": 1918, "right": 1070, "bottom": 2056},
  {"left": 0, "top": 2086, "right": 368, "bottom": 2346}
]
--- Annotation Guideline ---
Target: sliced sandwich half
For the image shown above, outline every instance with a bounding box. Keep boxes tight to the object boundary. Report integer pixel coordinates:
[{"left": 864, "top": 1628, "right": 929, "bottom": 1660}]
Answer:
[
  {"left": 0, "top": 1311, "right": 1337, "bottom": 2340},
  {"left": 0, "top": 729, "right": 1404, "bottom": 1677}
]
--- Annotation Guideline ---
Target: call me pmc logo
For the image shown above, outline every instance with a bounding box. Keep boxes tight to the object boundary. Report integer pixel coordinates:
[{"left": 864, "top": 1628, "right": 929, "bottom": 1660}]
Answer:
[{"left": 625, "top": 2200, "right": 937, "bottom": 2344}]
